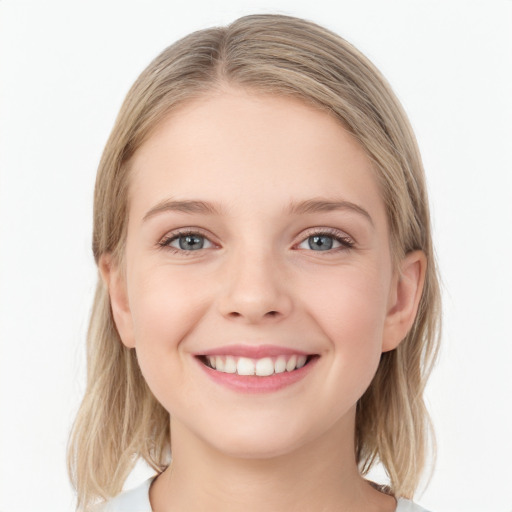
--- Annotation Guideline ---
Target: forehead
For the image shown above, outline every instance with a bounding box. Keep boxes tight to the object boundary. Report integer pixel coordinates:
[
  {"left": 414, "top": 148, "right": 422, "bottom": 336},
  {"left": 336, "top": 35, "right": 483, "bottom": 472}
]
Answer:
[{"left": 128, "top": 88, "right": 385, "bottom": 224}]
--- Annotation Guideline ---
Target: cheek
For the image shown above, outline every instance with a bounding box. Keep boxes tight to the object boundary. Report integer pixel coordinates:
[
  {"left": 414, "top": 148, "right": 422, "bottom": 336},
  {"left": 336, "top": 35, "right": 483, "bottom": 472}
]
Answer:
[
  {"left": 304, "top": 263, "right": 389, "bottom": 334},
  {"left": 300, "top": 265, "right": 389, "bottom": 384},
  {"left": 129, "top": 263, "right": 209, "bottom": 341},
  {"left": 126, "top": 264, "right": 213, "bottom": 396}
]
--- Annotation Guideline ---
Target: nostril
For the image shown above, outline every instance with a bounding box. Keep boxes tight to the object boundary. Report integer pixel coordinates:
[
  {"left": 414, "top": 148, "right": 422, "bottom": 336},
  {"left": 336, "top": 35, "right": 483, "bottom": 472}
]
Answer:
[{"left": 227, "top": 310, "right": 280, "bottom": 320}]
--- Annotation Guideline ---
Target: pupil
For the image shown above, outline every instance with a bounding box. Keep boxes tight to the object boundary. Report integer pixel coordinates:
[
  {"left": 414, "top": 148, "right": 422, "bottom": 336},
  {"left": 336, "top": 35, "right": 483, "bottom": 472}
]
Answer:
[
  {"left": 309, "top": 235, "right": 333, "bottom": 251},
  {"left": 179, "top": 235, "right": 203, "bottom": 250}
]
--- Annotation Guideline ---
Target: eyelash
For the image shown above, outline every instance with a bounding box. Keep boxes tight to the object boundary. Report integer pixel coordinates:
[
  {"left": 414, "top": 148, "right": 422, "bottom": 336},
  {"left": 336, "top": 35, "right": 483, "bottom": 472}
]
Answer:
[
  {"left": 158, "top": 229, "right": 214, "bottom": 255},
  {"left": 158, "top": 227, "right": 355, "bottom": 254},
  {"left": 298, "top": 227, "right": 355, "bottom": 251}
]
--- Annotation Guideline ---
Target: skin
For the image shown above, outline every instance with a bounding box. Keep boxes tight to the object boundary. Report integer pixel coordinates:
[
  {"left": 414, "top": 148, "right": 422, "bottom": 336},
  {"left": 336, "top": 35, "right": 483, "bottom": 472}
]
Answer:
[{"left": 101, "top": 87, "right": 426, "bottom": 512}]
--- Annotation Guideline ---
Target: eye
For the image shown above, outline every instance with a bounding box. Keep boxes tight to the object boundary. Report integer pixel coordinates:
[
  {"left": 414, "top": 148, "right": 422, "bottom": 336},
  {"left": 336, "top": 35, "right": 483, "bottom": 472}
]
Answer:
[
  {"left": 303, "top": 235, "right": 337, "bottom": 251},
  {"left": 297, "top": 230, "right": 354, "bottom": 252},
  {"left": 160, "top": 231, "right": 213, "bottom": 252}
]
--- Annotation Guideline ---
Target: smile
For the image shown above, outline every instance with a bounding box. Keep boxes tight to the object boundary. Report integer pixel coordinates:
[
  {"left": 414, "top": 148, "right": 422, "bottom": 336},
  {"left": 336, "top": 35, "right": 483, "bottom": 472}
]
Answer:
[
  {"left": 200, "top": 354, "right": 310, "bottom": 376},
  {"left": 195, "top": 347, "right": 318, "bottom": 393}
]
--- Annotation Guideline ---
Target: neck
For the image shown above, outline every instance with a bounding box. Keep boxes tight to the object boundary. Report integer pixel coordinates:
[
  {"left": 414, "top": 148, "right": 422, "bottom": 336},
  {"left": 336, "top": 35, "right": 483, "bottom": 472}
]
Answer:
[{"left": 150, "top": 410, "right": 396, "bottom": 512}]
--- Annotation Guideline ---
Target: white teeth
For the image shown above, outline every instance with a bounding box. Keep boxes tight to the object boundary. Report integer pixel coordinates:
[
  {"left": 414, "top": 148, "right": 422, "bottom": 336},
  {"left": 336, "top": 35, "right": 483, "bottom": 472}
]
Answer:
[
  {"left": 286, "top": 355, "right": 297, "bottom": 372},
  {"left": 296, "top": 355, "right": 307, "bottom": 369},
  {"left": 206, "top": 354, "right": 309, "bottom": 376},
  {"left": 255, "top": 357, "right": 274, "bottom": 376},
  {"left": 237, "top": 357, "right": 256, "bottom": 376},
  {"left": 224, "top": 356, "right": 237, "bottom": 374},
  {"left": 216, "top": 357, "right": 225, "bottom": 372},
  {"left": 274, "top": 356, "right": 287, "bottom": 374}
]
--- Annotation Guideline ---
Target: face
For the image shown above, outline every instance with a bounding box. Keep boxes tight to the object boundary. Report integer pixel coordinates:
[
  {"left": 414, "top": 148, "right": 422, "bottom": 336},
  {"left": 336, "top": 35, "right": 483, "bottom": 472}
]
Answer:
[{"left": 105, "top": 88, "right": 423, "bottom": 460}]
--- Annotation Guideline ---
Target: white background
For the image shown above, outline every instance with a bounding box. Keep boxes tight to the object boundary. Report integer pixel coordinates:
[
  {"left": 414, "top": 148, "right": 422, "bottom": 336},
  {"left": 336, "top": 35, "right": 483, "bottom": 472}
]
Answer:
[{"left": 1, "top": 1, "right": 511, "bottom": 511}]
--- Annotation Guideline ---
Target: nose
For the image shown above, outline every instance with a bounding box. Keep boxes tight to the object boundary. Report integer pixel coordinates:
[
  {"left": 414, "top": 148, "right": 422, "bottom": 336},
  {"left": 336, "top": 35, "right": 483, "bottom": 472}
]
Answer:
[{"left": 217, "top": 248, "right": 293, "bottom": 324}]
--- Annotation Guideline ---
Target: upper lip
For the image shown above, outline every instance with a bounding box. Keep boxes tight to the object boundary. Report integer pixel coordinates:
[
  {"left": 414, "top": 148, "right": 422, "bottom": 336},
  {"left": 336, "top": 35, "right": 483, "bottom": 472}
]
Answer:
[{"left": 197, "top": 344, "right": 312, "bottom": 359}]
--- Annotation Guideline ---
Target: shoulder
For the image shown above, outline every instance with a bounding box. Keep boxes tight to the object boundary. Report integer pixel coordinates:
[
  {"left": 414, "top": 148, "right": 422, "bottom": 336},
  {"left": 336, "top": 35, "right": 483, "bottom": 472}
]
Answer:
[
  {"left": 90, "top": 479, "right": 431, "bottom": 512},
  {"left": 92, "top": 477, "right": 154, "bottom": 512},
  {"left": 395, "top": 498, "right": 432, "bottom": 512}
]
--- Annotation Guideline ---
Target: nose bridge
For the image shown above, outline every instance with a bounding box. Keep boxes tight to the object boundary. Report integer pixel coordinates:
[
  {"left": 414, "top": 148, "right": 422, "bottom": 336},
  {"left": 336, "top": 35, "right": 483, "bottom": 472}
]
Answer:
[{"left": 218, "top": 238, "right": 292, "bottom": 323}]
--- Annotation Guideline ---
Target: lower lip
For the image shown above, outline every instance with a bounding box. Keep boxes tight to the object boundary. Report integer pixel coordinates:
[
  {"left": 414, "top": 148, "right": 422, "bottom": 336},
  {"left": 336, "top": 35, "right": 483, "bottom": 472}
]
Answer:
[{"left": 196, "top": 357, "right": 318, "bottom": 394}]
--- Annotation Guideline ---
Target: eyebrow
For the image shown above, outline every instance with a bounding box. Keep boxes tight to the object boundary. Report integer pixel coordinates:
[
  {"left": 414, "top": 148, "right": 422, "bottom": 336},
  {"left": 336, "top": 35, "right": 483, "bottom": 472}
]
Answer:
[
  {"left": 288, "top": 199, "right": 374, "bottom": 226},
  {"left": 142, "top": 197, "right": 373, "bottom": 225},
  {"left": 143, "top": 199, "right": 222, "bottom": 221}
]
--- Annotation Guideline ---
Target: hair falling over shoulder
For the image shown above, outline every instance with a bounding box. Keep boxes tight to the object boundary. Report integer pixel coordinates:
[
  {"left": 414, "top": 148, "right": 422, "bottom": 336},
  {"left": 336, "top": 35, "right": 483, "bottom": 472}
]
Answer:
[
  {"left": 67, "top": 14, "right": 441, "bottom": 511},
  {"left": 67, "top": 282, "right": 170, "bottom": 506}
]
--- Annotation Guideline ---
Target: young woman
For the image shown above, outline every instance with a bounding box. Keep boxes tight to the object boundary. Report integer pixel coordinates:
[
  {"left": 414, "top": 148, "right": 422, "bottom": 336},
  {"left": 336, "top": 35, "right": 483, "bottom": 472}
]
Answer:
[{"left": 68, "top": 14, "right": 441, "bottom": 512}]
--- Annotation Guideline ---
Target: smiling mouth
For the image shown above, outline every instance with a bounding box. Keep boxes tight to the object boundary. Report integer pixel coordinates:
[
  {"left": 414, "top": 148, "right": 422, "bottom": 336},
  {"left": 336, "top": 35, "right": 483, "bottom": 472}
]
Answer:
[{"left": 198, "top": 354, "right": 317, "bottom": 377}]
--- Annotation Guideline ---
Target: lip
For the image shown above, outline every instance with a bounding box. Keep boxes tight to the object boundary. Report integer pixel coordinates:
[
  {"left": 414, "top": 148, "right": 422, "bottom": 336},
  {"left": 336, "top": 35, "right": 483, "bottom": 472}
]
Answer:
[
  {"left": 194, "top": 346, "right": 319, "bottom": 394},
  {"left": 197, "top": 344, "right": 310, "bottom": 359}
]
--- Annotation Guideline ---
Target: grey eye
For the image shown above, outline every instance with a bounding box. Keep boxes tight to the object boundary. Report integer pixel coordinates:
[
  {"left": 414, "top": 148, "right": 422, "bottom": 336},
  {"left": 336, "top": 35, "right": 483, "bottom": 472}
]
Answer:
[
  {"left": 297, "top": 232, "right": 353, "bottom": 252},
  {"left": 171, "top": 234, "right": 211, "bottom": 251},
  {"left": 307, "top": 235, "right": 335, "bottom": 251}
]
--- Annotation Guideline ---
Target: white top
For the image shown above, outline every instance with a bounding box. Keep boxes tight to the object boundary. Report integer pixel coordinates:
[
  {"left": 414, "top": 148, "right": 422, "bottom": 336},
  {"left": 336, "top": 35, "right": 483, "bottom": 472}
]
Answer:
[{"left": 97, "top": 478, "right": 431, "bottom": 512}]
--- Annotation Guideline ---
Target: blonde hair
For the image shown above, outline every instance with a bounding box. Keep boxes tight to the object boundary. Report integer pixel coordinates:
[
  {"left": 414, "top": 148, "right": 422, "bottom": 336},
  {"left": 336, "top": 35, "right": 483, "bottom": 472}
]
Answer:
[{"left": 68, "top": 13, "right": 441, "bottom": 510}]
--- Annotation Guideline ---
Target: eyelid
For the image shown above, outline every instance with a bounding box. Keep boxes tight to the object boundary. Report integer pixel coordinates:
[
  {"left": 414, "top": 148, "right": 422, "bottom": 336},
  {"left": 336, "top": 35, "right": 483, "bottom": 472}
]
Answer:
[
  {"left": 294, "top": 227, "right": 355, "bottom": 250},
  {"left": 158, "top": 228, "right": 218, "bottom": 252},
  {"left": 156, "top": 226, "right": 355, "bottom": 253}
]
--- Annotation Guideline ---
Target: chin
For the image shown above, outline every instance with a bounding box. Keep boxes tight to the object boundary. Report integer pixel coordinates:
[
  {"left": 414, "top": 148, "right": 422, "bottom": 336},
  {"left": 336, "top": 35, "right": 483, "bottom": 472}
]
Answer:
[
  {"left": 212, "top": 436, "right": 304, "bottom": 461},
  {"left": 196, "top": 416, "right": 320, "bottom": 461}
]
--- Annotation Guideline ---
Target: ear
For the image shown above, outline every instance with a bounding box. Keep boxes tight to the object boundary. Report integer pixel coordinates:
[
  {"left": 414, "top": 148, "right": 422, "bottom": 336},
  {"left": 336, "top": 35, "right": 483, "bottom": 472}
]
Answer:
[
  {"left": 382, "top": 250, "right": 427, "bottom": 352},
  {"left": 99, "top": 254, "right": 136, "bottom": 349}
]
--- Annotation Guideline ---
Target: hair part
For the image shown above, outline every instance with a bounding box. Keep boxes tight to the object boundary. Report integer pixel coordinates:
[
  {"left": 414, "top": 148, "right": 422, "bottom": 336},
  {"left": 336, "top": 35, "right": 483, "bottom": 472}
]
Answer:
[{"left": 68, "top": 14, "right": 441, "bottom": 510}]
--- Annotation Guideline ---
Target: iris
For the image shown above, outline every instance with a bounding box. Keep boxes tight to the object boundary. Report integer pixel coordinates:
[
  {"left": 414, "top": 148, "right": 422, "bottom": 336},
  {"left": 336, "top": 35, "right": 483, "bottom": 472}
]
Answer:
[{"left": 308, "top": 235, "right": 334, "bottom": 251}]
